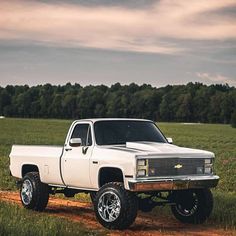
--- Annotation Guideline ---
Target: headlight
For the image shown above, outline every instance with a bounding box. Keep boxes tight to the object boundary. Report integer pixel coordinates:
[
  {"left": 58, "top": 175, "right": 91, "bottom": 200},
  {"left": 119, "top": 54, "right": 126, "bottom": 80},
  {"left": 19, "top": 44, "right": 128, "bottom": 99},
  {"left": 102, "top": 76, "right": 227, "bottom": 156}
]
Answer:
[
  {"left": 137, "top": 159, "right": 146, "bottom": 166},
  {"left": 137, "top": 158, "right": 148, "bottom": 177},
  {"left": 137, "top": 169, "right": 146, "bottom": 177},
  {"left": 205, "top": 159, "right": 212, "bottom": 164},
  {"left": 204, "top": 158, "right": 213, "bottom": 174}
]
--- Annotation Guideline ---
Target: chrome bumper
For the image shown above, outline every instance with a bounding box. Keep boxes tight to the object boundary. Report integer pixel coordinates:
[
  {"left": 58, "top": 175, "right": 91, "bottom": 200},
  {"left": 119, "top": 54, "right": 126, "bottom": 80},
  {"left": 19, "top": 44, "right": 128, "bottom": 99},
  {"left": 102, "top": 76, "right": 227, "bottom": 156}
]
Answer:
[{"left": 128, "top": 175, "right": 219, "bottom": 192}]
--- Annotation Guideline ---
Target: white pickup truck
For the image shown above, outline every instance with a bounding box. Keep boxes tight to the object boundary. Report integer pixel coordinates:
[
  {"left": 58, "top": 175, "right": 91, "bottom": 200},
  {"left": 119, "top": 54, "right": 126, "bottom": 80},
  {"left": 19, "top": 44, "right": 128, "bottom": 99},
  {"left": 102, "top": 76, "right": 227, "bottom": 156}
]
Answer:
[{"left": 9, "top": 118, "right": 219, "bottom": 229}]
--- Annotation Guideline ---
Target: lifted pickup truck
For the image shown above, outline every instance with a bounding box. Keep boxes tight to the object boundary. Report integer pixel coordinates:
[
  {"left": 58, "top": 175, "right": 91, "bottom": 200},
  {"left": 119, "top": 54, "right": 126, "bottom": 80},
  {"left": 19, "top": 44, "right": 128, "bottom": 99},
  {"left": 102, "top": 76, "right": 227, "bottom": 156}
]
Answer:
[{"left": 9, "top": 118, "right": 219, "bottom": 229}]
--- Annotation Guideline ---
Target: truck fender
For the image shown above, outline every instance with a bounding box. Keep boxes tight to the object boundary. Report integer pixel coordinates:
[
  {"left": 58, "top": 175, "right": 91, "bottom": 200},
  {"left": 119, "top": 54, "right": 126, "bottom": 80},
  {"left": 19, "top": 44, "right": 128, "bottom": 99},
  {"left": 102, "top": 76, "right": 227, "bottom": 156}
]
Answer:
[{"left": 98, "top": 165, "right": 126, "bottom": 188}]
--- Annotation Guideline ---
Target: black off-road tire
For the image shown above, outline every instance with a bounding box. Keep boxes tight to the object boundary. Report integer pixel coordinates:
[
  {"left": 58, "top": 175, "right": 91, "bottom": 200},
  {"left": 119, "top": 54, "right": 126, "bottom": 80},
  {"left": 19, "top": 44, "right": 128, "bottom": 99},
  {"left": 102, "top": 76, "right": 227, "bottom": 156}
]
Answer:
[
  {"left": 94, "top": 182, "right": 138, "bottom": 230},
  {"left": 20, "top": 172, "right": 49, "bottom": 211},
  {"left": 171, "top": 188, "right": 213, "bottom": 224}
]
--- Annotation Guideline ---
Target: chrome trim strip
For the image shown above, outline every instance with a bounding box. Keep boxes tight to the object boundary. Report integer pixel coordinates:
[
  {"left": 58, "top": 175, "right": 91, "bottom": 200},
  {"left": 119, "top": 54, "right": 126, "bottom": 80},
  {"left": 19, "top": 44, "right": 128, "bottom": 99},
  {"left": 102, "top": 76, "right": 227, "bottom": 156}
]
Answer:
[
  {"left": 135, "top": 174, "right": 214, "bottom": 180},
  {"left": 48, "top": 184, "right": 98, "bottom": 191}
]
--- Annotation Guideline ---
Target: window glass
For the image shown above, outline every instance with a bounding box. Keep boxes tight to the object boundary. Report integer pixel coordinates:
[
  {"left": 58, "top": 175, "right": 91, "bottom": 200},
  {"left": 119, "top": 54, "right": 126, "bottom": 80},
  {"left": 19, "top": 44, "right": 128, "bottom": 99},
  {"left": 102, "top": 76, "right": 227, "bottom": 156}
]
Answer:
[
  {"left": 94, "top": 120, "right": 166, "bottom": 145},
  {"left": 71, "top": 124, "right": 92, "bottom": 146}
]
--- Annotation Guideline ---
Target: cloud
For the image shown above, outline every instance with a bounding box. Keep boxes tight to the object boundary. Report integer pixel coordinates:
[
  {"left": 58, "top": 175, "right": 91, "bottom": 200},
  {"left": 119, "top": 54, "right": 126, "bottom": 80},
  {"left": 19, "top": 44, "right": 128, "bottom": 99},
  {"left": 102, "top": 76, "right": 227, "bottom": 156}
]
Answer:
[
  {"left": 196, "top": 72, "right": 236, "bottom": 86},
  {"left": 0, "top": 0, "right": 236, "bottom": 54}
]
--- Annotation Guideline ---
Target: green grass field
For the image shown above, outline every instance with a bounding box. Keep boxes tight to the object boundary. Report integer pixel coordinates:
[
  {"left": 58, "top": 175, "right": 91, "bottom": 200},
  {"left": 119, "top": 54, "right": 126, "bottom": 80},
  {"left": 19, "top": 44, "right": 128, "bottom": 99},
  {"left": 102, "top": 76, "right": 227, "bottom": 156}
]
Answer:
[
  {"left": 0, "top": 118, "right": 236, "bottom": 233},
  {"left": 0, "top": 200, "right": 102, "bottom": 236}
]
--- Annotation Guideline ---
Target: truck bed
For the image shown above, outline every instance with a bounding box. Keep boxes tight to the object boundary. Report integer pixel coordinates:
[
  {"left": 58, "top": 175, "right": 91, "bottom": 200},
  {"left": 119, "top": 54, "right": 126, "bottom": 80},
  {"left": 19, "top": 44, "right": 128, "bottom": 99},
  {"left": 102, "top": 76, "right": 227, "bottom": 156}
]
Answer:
[{"left": 10, "top": 145, "right": 64, "bottom": 185}]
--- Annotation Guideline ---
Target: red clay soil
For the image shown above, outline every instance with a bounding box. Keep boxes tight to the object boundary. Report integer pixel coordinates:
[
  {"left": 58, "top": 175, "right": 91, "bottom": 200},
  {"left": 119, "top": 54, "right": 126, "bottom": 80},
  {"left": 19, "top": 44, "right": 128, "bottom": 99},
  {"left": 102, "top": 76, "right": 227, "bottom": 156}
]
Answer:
[{"left": 0, "top": 191, "right": 235, "bottom": 236}]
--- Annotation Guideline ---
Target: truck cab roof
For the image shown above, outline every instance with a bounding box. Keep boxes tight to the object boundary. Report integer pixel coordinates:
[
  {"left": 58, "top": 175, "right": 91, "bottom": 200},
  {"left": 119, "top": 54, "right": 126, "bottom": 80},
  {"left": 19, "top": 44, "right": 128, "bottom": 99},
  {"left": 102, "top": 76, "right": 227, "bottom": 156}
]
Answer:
[{"left": 74, "top": 118, "right": 153, "bottom": 123}]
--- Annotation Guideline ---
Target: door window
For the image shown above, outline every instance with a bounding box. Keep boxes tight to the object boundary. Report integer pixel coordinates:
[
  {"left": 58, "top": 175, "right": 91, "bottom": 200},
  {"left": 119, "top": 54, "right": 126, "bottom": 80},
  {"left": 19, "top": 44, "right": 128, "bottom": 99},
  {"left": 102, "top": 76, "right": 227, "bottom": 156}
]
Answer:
[{"left": 71, "top": 124, "right": 92, "bottom": 146}]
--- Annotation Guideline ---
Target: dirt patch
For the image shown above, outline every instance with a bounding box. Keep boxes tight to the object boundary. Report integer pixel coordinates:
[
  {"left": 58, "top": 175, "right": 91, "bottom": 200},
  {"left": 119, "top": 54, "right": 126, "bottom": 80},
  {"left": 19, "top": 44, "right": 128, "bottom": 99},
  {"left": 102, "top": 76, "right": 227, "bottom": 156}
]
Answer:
[{"left": 0, "top": 191, "right": 234, "bottom": 236}]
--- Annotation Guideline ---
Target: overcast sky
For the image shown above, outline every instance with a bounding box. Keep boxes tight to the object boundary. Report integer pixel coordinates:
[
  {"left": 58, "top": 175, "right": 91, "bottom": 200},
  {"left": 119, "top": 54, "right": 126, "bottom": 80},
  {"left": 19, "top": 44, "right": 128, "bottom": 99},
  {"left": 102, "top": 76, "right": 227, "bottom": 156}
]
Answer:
[{"left": 0, "top": 0, "right": 236, "bottom": 88}]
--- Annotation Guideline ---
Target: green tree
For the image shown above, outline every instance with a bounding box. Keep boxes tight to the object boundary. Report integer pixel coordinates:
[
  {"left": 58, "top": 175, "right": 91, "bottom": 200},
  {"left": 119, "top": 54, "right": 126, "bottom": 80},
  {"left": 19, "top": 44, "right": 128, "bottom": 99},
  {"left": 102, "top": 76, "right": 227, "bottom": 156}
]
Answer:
[
  {"left": 0, "top": 82, "right": 235, "bottom": 123},
  {"left": 176, "top": 93, "right": 192, "bottom": 122},
  {"left": 0, "top": 90, "right": 11, "bottom": 116},
  {"left": 231, "top": 110, "right": 236, "bottom": 128},
  {"left": 160, "top": 94, "right": 174, "bottom": 121}
]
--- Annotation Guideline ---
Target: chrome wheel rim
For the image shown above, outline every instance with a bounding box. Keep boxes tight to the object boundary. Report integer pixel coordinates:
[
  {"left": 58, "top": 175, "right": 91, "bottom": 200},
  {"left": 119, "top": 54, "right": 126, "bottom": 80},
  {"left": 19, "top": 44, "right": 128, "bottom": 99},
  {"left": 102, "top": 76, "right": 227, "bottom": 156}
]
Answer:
[
  {"left": 175, "top": 193, "right": 198, "bottom": 216},
  {"left": 98, "top": 191, "right": 121, "bottom": 222},
  {"left": 21, "top": 179, "right": 33, "bottom": 205}
]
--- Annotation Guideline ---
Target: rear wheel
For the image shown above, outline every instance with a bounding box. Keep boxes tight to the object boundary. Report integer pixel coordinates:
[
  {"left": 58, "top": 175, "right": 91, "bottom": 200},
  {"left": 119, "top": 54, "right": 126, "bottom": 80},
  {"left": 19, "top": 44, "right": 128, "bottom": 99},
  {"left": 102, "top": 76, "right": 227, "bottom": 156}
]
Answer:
[
  {"left": 94, "top": 182, "right": 138, "bottom": 229},
  {"left": 171, "top": 188, "right": 213, "bottom": 224},
  {"left": 20, "top": 172, "right": 49, "bottom": 211}
]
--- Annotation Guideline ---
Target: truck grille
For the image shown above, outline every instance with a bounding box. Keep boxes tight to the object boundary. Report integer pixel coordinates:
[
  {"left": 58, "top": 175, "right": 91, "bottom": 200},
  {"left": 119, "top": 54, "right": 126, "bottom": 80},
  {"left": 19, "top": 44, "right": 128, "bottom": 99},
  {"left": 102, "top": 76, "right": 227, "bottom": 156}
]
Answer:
[{"left": 148, "top": 158, "right": 205, "bottom": 177}]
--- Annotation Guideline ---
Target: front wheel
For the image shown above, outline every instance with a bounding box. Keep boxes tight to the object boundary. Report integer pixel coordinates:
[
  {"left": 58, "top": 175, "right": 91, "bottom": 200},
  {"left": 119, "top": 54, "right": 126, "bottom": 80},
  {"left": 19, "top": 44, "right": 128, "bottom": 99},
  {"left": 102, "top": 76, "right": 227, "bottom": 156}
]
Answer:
[
  {"left": 94, "top": 182, "right": 138, "bottom": 230},
  {"left": 20, "top": 172, "right": 49, "bottom": 211},
  {"left": 171, "top": 188, "right": 213, "bottom": 224}
]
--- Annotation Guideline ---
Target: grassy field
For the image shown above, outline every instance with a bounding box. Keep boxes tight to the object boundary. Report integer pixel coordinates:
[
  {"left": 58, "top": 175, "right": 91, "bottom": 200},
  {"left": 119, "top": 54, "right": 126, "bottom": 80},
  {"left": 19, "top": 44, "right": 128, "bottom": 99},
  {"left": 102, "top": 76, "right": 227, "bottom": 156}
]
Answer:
[
  {"left": 0, "top": 118, "right": 236, "bottom": 232},
  {"left": 0, "top": 200, "right": 102, "bottom": 236}
]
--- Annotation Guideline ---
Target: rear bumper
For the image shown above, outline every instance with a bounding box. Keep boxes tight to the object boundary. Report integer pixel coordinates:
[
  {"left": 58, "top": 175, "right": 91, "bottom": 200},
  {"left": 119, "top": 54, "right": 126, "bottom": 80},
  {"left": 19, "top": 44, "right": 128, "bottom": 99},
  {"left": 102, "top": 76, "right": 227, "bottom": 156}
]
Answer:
[{"left": 128, "top": 175, "right": 219, "bottom": 192}]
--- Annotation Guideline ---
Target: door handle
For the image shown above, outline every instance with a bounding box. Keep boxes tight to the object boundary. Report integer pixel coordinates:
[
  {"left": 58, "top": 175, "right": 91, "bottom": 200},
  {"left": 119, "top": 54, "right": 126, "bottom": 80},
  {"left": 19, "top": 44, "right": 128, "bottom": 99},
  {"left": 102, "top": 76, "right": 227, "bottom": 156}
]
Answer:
[{"left": 65, "top": 148, "right": 72, "bottom": 151}]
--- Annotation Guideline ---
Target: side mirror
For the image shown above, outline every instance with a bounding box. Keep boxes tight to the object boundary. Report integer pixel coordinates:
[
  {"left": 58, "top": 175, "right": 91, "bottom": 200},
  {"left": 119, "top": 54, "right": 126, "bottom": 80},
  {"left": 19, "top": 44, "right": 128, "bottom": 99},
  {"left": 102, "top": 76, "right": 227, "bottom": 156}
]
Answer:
[
  {"left": 69, "top": 138, "right": 82, "bottom": 147},
  {"left": 166, "top": 137, "right": 173, "bottom": 144}
]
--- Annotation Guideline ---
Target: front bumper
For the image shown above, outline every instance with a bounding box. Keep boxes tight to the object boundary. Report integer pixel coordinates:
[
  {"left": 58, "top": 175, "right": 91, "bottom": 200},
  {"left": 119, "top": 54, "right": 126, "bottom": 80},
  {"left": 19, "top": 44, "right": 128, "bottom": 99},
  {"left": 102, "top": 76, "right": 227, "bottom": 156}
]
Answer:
[{"left": 128, "top": 175, "right": 219, "bottom": 192}]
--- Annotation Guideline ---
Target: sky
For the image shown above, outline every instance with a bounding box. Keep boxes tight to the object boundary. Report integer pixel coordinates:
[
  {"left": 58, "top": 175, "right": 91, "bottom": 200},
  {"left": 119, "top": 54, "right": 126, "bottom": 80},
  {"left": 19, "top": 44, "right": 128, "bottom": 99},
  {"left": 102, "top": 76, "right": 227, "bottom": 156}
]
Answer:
[{"left": 0, "top": 0, "right": 236, "bottom": 88}]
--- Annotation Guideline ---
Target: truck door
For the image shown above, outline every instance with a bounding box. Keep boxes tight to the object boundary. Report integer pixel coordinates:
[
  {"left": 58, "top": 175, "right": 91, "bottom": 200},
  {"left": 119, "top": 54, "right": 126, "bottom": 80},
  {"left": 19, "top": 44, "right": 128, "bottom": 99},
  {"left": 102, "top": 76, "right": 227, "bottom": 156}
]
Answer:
[{"left": 62, "top": 122, "right": 93, "bottom": 188}]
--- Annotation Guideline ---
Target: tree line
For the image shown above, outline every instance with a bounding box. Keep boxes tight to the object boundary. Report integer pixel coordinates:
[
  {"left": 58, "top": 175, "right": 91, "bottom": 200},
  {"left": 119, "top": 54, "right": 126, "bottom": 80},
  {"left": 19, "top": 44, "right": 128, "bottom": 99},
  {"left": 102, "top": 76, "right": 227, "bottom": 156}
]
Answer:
[{"left": 0, "top": 82, "right": 236, "bottom": 124}]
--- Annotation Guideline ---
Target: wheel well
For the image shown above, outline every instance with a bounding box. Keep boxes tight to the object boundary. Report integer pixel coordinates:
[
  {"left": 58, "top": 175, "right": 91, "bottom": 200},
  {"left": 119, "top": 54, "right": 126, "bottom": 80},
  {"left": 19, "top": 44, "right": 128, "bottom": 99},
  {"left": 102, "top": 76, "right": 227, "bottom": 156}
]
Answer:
[
  {"left": 99, "top": 167, "right": 124, "bottom": 187},
  {"left": 22, "top": 164, "right": 39, "bottom": 177}
]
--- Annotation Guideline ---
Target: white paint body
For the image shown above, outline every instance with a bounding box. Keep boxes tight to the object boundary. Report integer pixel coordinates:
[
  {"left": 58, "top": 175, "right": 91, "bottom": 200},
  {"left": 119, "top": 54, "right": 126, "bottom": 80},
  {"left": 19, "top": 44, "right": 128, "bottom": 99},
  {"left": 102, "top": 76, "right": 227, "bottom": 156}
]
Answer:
[{"left": 9, "top": 118, "right": 215, "bottom": 191}]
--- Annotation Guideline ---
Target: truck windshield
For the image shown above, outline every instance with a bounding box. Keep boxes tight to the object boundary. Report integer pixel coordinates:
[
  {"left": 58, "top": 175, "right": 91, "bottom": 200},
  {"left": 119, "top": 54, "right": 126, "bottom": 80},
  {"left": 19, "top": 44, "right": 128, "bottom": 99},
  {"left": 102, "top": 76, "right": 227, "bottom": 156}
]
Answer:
[{"left": 94, "top": 120, "right": 167, "bottom": 145}]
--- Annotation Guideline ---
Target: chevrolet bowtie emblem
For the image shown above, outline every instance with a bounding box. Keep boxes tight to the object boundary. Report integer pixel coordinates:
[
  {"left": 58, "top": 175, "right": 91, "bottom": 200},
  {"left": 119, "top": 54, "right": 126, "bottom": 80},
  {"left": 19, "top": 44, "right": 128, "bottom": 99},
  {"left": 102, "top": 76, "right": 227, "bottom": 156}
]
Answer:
[{"left": 174, "top": 164, "right": 183, "bottom": 169}]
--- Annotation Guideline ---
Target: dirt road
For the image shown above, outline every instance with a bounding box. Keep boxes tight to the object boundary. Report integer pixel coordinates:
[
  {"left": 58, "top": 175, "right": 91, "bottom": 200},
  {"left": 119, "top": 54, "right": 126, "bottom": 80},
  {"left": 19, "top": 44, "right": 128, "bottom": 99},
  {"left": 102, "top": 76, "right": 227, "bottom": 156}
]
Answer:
[{"left": 0, "top": 191, "right": 234, "bottom": 236}]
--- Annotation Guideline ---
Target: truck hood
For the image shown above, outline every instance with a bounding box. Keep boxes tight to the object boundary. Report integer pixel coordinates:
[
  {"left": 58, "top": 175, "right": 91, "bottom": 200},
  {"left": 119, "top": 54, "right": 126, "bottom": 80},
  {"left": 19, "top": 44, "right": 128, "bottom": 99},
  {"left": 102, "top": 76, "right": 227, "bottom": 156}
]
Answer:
[{"left": 103, "top": 141, "right": 214, "bottom": 158}]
